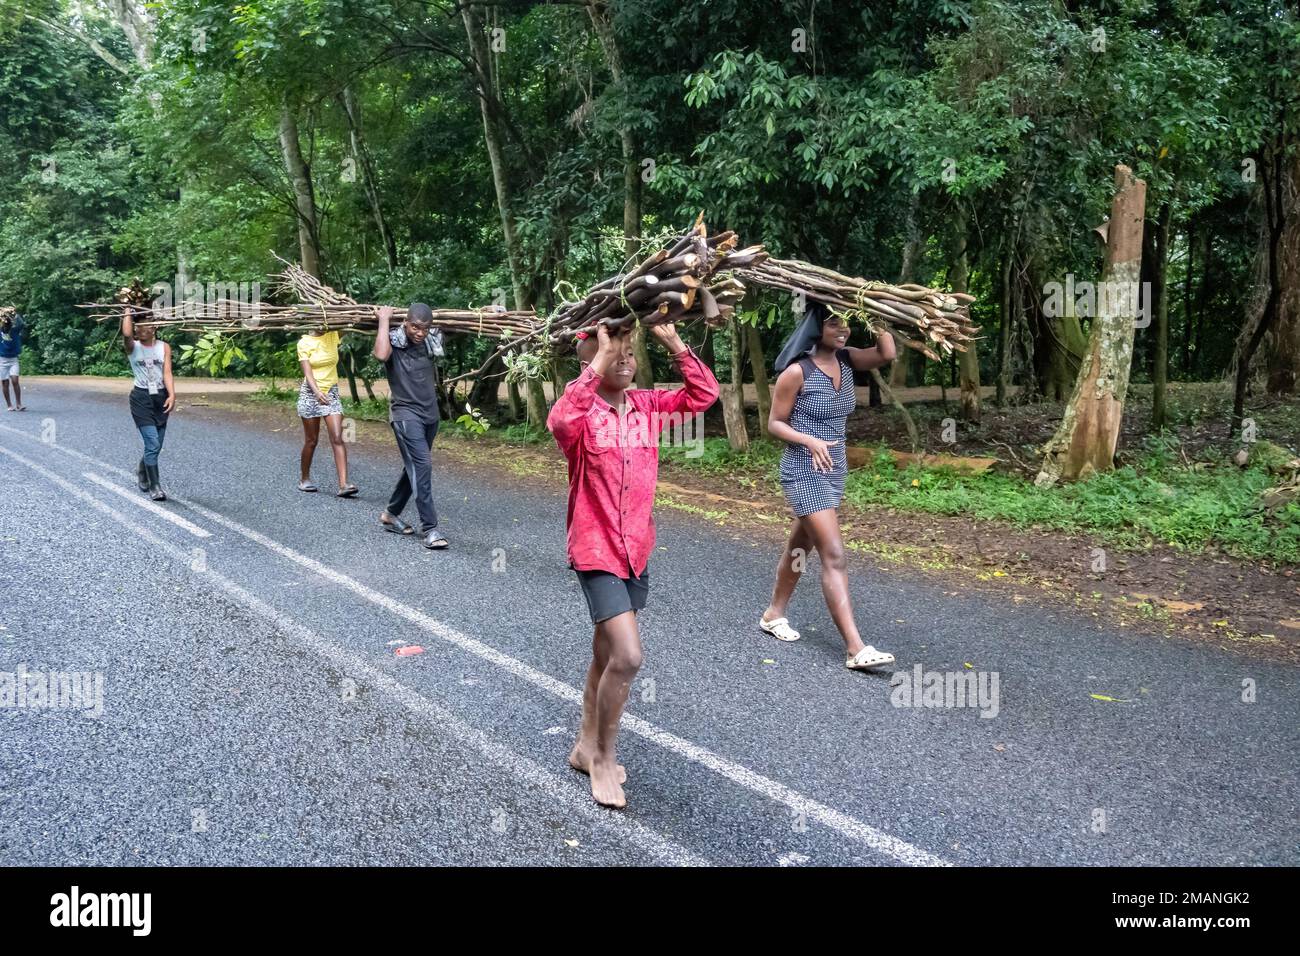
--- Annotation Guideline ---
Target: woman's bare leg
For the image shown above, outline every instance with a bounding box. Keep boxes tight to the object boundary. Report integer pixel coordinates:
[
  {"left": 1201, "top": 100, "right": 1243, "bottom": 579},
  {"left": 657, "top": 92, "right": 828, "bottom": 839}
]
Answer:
[
  {"left": 802, "top": 508, "right": 865, "bottom": 655},
  {"left": 324, "top": 413, "right": 350, "bottom": 488},
  {"left": 299, "top": 416, "right": 320, "bottom": 481},
  {"left": 763, "top": 517, "right": 813, "bottom": 623}
]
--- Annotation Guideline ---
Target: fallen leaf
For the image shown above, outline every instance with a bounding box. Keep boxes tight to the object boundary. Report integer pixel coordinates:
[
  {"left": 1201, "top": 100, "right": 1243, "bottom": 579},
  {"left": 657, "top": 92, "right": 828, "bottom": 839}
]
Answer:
[
  {"left": 564, "top": 839, "right": 579, "bottom": 848},
  {"left": 993, "top": 743, "right": 1006, "bottom": 752},
  {"left": 762, "top": 659, "right": 777, "bottom": 665},
  {"left": 1090, "top": 693, "right": 1133, "bottom": 703}
]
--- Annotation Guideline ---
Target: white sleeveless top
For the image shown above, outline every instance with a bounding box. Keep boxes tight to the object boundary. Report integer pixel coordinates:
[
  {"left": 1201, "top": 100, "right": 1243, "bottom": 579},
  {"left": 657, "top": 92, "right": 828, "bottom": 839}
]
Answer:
[{"left": 129, "top": 341, "right": 166, "bottom": 392}]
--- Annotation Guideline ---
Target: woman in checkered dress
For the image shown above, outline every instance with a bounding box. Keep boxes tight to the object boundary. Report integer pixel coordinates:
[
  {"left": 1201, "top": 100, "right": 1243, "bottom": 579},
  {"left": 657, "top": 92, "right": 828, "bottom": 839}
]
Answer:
[{"left": 759, "top": 302, "right": 899, "bottom": 671}]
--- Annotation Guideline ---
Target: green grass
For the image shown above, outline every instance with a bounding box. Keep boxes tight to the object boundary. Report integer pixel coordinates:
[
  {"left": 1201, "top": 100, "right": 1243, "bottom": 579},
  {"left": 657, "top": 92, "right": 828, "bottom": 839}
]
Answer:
[
  {"left": 245, "top": 383, "right": 1299, "bottom": 563},
  {"left": 840, "top": 442, "right": 1300, "bottom": 563},
  {"left": 660, "top": 436, "right": 782, "bottom": 475}
]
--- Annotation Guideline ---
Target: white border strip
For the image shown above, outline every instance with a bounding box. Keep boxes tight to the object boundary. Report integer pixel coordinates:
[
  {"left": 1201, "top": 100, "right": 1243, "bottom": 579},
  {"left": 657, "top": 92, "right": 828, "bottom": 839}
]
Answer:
[{"left": 83, "top": 471, "right": 212, "bottom": 538}]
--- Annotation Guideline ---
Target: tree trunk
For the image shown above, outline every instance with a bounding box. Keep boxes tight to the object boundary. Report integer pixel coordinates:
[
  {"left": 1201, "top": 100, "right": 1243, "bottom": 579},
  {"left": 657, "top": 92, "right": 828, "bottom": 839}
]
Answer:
[
  {"left": 105, "top": 0, "right": 153, "bottom": 67},
  {"left": 890, "top": 193, "right": 925, "bottom": 388},
  {"left": 746, "top": 322, "right": 771, "bottom": 438},
  {"left": 1192, "top": 231, "right": 1212, "bottom": 378},
  {"left": 950, "top": 210, "right": 980, "bottom": 422},
  {"left": 1265, "top": 150, "right": 1300, "bottom": 395},
  {"left": 507, "top": 371, "right": 523, "bottom": 421},
  {"left": 1150, "top": 202, "right": 1173, "bottom": 429},
  {"left": 587, "top": 2, "right": 651, "bottom": 389},
  {"left": 461, "top": 5, "right": 539, "bottom": 426},
  {"left": 340, "top": 86, "right": 398, "bottom": 271},
  {"left": 1036, "top": 165, "right": 1147, "bottom": 486},
  {"left": 278, "top": 102, "right": 322, "bottom": 279},
  {"left": 721, "top": 320, "right": 750, "bottom": 451},
  {"left": 345, "top": 351, "right": 360, "bottom": 404},
  {"left": 1232, "top": 142, "right": 1294, "bottom": 430},
  {"left": 996, "top": 250, "right": 1013, "bottom": 406}
]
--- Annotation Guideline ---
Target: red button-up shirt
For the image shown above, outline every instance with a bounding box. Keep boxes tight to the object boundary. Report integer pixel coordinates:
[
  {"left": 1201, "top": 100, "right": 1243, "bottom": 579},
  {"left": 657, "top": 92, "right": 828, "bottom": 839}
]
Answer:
[{"left": 547, "top": 348, "right": 720, "bottom": 578}]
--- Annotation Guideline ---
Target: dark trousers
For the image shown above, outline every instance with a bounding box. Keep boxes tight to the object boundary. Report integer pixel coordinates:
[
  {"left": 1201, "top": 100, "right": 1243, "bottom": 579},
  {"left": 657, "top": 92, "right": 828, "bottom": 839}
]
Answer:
[{"left": 387, "top": 418, "right": 440, "bottom": 532}]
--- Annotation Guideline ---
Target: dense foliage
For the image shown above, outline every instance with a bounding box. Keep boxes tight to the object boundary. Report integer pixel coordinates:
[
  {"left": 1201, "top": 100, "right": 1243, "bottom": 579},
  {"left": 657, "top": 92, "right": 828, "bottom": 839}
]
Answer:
[{"left": 1, "top": 0, "right": 1296, "bottom": 409}]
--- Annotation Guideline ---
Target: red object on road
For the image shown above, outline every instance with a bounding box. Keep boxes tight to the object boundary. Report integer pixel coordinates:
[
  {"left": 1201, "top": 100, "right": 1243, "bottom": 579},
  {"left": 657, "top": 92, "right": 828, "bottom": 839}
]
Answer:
[{"left": 395, "top": 646, "right": 425, "bottom": 657}]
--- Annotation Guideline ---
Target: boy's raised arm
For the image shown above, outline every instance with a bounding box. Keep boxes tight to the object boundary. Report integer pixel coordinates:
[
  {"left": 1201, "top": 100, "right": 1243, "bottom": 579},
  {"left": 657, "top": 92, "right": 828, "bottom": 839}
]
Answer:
[
  {"left": 649, "top": 323, "right": 720, "bottom": 415},
  {"left": 548, "top": 324, "right": 622, "bottom": 453}
]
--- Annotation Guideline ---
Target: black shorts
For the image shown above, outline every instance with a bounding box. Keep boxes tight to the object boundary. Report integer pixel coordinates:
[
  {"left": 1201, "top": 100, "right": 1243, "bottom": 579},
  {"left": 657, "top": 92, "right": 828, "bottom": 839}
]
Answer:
[
  {"left": 575, "top": 565, "right": 649, "bottom": 624},
  {"left": 129, "top": 387, "right": 170, "bottom": 429}
]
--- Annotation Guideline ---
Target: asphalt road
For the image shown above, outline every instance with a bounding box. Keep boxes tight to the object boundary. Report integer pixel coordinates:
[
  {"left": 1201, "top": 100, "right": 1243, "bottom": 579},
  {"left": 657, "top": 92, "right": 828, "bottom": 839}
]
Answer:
[{"left": 1, "top": 383, "right": 1296, "bottom": 866}]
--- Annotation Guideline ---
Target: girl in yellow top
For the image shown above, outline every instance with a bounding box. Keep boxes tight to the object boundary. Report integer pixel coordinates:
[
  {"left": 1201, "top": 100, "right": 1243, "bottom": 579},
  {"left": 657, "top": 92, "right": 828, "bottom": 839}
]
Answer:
[{"left": 297, "top": 326, "right": 358, "bottom": 496}]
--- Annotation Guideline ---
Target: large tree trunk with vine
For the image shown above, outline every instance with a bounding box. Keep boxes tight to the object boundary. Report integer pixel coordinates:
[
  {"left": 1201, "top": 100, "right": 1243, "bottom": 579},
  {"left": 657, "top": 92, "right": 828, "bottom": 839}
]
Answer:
[
  {"left": 278, "top": 102, "right": 322, "bottom": 279},
  {"left": 890, "top": 193, "right": 924, "bottom": 388},
  {"left": 1036, "top": 165, "right": 1147, "bottom": 486},
  {"left": 587, "top": 2, "right": 652, "bottom": 389},
  {"left": 461, "top": 4, "right": 537, "bottom": 423},
  {"left": 1148, "top": 202, "right": 1173, "bottom": 428},
  {"left": 105, "top": 0, "right": 153, "bottom": 67},
  {"left": 996, "top": 249, "right": 1013, "bottom": 405},
  {"left": 340, "top": 86, "right": 398, "bottom": 272},
  {"left": 950, "top": 209, "right": 980, "bottom": 422},
  {"left": 1265, "top": 150, "right": 1300, "bottom": 395}
]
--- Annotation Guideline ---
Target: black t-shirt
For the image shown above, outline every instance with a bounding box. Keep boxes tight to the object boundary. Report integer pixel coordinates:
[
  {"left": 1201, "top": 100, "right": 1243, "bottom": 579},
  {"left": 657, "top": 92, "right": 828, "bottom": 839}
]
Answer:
[{"left": 386, "top": 339, "right": 440, "bottom": 424}]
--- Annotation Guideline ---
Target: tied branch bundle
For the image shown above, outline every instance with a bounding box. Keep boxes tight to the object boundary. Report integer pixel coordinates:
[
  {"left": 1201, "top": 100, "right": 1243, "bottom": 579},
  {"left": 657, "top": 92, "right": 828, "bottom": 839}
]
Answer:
[
  {"left": 739, "top": 258, "right": 978, "bottom": 360},
  {"left": 445, "top": 214, "right": 767, "bottom": 385},
  {"left": 549, "top": 214, "right": 767, "bottom": 336},
  {"left": 81, "top": 266, "right": 540, "bottom": 338}
]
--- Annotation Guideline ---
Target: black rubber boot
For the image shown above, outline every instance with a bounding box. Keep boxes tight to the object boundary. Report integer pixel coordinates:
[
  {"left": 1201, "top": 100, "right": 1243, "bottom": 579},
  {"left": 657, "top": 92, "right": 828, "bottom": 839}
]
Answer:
[
  {"left": 145, "top": 464, "right": 167, "bottom": 502},
  {"left": 137, "top": 460, "right": 149, "bottom": 492}
]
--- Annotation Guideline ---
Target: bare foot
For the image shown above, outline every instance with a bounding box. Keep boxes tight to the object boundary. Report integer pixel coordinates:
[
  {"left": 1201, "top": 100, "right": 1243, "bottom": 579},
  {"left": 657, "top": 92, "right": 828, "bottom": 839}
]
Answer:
[
  {"left": 569, "top": 741, "right": 626, "bottom": 784},
  {"left": 588, "top": 758, "right": 627, "bottom": 809}
]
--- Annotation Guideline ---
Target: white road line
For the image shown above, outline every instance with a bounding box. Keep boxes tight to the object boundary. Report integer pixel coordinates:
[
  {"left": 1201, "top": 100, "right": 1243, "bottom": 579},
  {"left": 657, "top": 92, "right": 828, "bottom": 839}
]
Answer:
[
  {"left": 0, "top": 421, "right": 952, "bottom": 866},
  {"left": 82, "top": 471, "right": 212, "bottom": 538},
  {"left": 0, "top": 442, "right": 707, "bottom": 867}
]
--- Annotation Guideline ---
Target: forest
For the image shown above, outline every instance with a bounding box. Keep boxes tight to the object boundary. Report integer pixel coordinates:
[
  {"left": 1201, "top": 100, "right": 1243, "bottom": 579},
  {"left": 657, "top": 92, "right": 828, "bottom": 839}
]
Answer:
[{"left": 2, "top": 0, "right": 1298, "bottom": 563}]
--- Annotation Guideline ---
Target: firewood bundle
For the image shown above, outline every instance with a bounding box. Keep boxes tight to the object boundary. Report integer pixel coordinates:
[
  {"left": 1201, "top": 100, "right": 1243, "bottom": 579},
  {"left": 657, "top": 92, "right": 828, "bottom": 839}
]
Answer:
[
  {"left": 442, "top": 215, "right": 767, "bottom": 385},
  {"left": 81, "top": 266, "right": 540, "bottom": 338},
  {"left": 114, "top": 279, "right": 154, "bottom": 309},
  {"left": 549, "top": 214, "right": 767, "bottom": 336},
  {"left": 739, "top": 258, "right": 978, "bottom": 359}
]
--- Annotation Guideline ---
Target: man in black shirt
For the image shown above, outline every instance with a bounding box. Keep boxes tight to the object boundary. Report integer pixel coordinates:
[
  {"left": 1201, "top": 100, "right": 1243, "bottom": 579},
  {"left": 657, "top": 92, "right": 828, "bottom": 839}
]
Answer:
[{"left": 373, "top": 303, "right": 448, "bottom": 549}]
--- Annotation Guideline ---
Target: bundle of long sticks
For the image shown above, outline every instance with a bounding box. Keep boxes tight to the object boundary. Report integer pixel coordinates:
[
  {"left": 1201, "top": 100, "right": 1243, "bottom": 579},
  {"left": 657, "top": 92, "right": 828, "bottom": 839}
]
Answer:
[
  {"left": 739, "top": 258, "right": 978, "bottom": 359},
  {"left": 445, "top": 213, "right": 768, "bottom": 384},
  {"left": 80, "top": 265, "right": 540, "bottom": 338}
]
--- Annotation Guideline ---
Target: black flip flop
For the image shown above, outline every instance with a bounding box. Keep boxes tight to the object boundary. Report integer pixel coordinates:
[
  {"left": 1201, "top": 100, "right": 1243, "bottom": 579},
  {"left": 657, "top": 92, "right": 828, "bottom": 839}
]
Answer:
[
  {"left": 381, "top": 514, "right": 414, "bottom": 535},
  {"left": 336, "top": 485, "right": 360, "bottom": 498}
]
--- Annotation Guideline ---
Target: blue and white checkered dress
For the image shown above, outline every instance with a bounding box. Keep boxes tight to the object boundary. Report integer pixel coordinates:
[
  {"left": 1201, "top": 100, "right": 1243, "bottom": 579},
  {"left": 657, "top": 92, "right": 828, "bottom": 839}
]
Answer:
[{"left": 779, "top": 349, "right": 856, "bottom": 516}]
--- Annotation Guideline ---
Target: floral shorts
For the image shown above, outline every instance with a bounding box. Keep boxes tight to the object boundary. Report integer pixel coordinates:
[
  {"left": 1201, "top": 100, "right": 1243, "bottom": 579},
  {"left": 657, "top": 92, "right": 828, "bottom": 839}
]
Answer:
[{"left": 298, "top": 380, "right": 343, "bottom": 419}]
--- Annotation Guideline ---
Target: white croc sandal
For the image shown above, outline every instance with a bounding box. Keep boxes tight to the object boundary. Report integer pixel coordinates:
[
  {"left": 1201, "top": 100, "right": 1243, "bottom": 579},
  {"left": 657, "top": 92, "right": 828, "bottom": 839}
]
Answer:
[
  {"left": 759, "top": 616, "right": 801, "bottom": 642},
  {"left": 846, "top": 646, "right": 895, "bottom": 671}
]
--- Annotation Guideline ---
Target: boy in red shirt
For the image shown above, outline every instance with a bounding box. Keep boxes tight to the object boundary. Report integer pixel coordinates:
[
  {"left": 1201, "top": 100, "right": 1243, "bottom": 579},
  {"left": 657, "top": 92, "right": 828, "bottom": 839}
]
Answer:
[{"left": 547, "top": 321, "right": 719, "bottom": 808}]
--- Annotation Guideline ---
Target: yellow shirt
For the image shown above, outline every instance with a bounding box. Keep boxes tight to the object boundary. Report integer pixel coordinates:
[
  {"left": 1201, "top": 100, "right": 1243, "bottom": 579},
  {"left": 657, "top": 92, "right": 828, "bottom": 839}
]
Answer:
[{"left": 297, "top": 331, "right": 340, "bottom": 392}]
